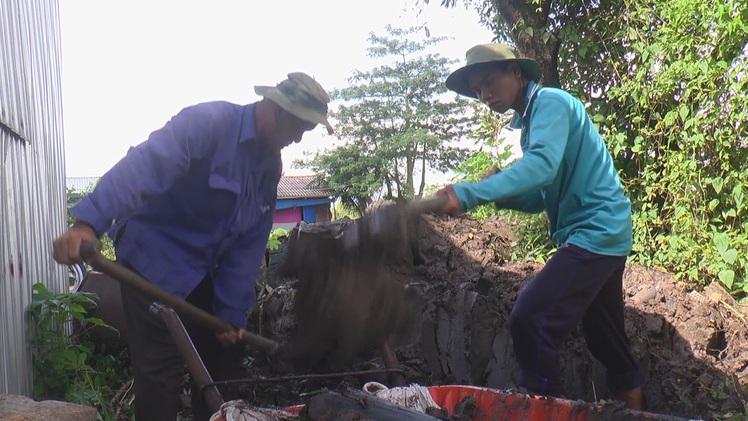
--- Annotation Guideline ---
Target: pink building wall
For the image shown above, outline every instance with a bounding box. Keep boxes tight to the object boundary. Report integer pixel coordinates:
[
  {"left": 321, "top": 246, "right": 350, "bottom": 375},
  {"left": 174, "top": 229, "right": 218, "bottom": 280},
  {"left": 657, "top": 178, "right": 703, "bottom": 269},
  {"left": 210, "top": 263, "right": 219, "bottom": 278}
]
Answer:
[{"left": 274, "top": 207, "right": 302, "bottom": 223}]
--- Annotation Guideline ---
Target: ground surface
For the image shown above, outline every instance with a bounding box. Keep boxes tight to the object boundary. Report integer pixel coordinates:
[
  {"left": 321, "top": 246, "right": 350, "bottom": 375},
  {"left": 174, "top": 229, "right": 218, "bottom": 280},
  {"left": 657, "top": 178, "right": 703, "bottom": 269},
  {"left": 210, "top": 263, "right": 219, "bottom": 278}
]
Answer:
[{"left": 241, "top": 214, "right": 748, "bottom": 421}]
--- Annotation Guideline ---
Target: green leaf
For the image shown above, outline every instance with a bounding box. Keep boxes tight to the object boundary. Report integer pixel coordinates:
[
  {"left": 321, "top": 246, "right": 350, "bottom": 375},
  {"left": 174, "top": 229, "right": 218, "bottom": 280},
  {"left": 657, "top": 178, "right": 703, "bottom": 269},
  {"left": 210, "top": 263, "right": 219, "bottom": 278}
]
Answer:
[
  {"left": 732, "top": 185, "right": 744, "bottom": 209},
  {"left": 524, "top": 27, "right": 534, "bottom": 37},
  {"left": 698, "top": 61, "right": 709, "bottom": 74},
  {"left": 674, "top": 206, "right": 687, "bottom": 220},
  {"left": 718, "top": 270, "right": 734, "bottom": 289},
  {"left": 722, "top": 249, "right": 738, "bottom": 265},
  {"left": 678, "top": 106, "right": 689, "bottom": 121},
  {"left": 711, "top": 178, "right": 724, "bottom": 194},
  {"left": 627, "top": 27, "right": 638, "bottom": 41},
  {"left": 69, "top": 303, "right": 86, "bottom": 314},
  {"left": 713, "top": 232, "right": 729, "bottom": 255}
]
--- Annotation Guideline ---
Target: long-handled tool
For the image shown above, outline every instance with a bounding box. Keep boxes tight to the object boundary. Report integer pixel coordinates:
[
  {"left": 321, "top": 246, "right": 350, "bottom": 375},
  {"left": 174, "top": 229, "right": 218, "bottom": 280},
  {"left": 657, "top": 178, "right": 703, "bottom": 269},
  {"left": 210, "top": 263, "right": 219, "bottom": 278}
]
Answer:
[
  {"left": 79, "top": 241, "right": 279, "bottom": 355},
  {"left": 341, "top": 195, "right": 448, "bottom": 249},
  {"left": 151, "top": 302, "right": 225, "bottom": 414}
]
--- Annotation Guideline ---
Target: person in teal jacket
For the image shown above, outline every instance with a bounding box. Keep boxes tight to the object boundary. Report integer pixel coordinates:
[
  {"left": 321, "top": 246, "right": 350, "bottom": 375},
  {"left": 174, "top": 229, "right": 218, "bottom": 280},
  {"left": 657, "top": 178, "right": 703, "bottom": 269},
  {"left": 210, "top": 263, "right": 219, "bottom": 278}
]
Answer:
[{"left": 437, "top": 43, "right": 644, "bottom": 410}]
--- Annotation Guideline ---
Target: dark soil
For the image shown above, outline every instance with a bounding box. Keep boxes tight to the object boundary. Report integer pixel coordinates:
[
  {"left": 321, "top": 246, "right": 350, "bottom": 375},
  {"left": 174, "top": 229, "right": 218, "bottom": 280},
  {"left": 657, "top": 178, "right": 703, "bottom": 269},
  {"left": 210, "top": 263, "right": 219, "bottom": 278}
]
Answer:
[
  {"left": 275, "top": 211, "right": 421, "bottom": 369},
  {"left": 242, "top": 213, "right": 748, "bottom": 421}
]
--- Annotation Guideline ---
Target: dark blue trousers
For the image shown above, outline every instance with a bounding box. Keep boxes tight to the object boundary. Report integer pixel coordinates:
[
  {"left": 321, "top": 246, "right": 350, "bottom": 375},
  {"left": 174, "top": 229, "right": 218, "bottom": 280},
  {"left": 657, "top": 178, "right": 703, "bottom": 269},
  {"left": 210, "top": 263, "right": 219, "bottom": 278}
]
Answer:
[
  {"left": 509, "top": 243, "right": 643, "bottom": 396},
  {"left": 119, "top": 262, "right": 245, "bottom": 421}
]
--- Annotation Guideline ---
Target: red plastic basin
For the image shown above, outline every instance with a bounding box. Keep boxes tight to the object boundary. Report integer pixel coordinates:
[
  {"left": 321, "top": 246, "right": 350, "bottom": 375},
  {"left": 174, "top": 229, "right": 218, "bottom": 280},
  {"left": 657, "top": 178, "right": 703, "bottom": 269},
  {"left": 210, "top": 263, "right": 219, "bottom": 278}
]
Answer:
[{"left": 283, "top": 385, "right": 692, "bottom": 421}]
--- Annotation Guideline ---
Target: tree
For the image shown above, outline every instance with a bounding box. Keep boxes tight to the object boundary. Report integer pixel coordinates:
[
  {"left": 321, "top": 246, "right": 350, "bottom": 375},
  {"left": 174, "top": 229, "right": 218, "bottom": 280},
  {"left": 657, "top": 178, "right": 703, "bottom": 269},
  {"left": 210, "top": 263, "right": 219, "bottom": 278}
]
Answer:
[{"left": 295, "top": 25, "right": 474, "bottom": 214}]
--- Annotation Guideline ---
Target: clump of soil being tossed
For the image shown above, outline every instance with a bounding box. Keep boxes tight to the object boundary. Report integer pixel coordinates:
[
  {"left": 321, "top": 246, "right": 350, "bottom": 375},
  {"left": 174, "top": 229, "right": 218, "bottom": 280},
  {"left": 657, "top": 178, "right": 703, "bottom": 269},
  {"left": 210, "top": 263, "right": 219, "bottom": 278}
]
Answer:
[
  {"left": 246, "top": 213, "right": 748, "bottom": 420},
  {"left": 274, "top": 207, "right": 421, "bottom": 370}
]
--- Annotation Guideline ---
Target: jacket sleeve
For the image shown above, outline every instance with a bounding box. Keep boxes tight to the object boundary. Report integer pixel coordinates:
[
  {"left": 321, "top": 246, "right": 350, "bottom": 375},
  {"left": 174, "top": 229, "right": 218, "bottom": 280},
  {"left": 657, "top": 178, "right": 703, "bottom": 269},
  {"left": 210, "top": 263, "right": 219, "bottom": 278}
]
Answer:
[
  {"left": 452, "top": 96, "right": 570, "bottom": 212},
  {"left": 498, "top": 190, "right": 545, "bottom": 213},
  {"left": 71, "top": 105, "right": 218, "bottom": 237}
]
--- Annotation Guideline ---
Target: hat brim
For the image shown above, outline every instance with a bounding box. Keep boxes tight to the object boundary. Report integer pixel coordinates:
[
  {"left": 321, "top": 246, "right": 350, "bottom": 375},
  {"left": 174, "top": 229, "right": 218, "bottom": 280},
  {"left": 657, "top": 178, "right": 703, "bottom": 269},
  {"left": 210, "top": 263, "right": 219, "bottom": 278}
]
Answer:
[
  {"left": 255, "top": 85, "right": 334, "bottom": 135},
  {"left": 445, "top": 58, "right": 542, "bottom": 99}
]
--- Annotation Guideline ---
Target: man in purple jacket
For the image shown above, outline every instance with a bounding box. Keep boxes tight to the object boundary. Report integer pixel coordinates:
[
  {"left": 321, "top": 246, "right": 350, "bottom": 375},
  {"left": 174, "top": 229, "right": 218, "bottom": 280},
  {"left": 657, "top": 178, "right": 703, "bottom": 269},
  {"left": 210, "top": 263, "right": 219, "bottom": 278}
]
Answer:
[{"left": 52, "top": 72, "right": 333, "bottom": 421}]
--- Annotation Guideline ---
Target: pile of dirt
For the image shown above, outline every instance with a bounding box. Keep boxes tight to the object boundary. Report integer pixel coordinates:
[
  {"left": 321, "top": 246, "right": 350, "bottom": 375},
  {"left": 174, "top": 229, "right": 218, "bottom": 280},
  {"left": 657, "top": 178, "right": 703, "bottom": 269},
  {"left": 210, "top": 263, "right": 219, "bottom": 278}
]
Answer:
[{"left": 244, "top": 214, "right": 748, "bottom": 420}]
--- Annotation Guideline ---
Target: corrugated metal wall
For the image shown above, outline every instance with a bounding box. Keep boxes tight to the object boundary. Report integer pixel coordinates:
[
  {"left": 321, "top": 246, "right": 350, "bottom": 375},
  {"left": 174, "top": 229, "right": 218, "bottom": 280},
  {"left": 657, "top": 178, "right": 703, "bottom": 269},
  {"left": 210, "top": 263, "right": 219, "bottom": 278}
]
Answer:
[{"left": 0, "top": 0, "right": 68, "bottom": 395}]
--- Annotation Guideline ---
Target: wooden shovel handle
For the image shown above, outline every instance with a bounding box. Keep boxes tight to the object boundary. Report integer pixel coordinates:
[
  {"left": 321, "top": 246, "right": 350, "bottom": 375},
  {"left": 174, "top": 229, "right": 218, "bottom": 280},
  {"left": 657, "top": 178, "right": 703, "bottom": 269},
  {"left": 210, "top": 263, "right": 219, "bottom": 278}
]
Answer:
[
  {"left": 79, "top": 241, "right": 279, "bottom": 354},
  {"left": 404, "top": 194, "right": 449, "bottom": 216}
]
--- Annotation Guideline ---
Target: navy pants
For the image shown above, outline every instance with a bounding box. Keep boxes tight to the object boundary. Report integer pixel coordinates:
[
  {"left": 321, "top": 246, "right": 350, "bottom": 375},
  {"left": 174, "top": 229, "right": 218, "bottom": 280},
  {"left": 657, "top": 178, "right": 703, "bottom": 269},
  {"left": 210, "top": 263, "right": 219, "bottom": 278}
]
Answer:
[
  {"left": 509, "top": 243, "right": 643, "bottom": 396},
  {"left": 120, "top": 262, "right": 246, "bottom": 421}
]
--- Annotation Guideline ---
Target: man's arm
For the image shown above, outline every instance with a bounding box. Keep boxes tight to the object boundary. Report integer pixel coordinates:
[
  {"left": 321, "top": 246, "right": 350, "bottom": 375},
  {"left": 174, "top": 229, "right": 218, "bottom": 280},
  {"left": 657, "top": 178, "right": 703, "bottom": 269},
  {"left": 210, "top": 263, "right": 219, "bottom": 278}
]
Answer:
[
  {"left": 480, "top": 166, "right": 545, "bottom": 214},
  {"left": 53, "top": 104, "right": 220, "bottom": 264},
  {"left": 497, "top": 190, "right": 545, "bottom": 213},
  {"left": 451, "top": 97, "right": 571, "bottom": 213}
]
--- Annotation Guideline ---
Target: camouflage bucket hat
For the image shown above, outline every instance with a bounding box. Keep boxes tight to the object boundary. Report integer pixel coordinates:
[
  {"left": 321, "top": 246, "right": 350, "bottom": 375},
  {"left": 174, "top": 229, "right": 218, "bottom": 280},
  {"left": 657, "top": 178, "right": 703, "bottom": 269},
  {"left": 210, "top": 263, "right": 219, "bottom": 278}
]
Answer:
[
  {"left": 446, "top": 43, "right": 542, "bottom": 99},
  {"left": 255, "top": 72, "right": 334, "bottom": 134}
]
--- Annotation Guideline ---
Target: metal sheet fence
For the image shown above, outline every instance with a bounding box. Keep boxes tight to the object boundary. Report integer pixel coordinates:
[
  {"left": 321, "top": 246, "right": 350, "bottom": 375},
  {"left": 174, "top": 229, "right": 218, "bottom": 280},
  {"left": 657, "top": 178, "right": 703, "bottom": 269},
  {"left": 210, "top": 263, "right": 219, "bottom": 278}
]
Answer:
[{"left": 0, "top": 0, "right": 68, "bottom": 395}]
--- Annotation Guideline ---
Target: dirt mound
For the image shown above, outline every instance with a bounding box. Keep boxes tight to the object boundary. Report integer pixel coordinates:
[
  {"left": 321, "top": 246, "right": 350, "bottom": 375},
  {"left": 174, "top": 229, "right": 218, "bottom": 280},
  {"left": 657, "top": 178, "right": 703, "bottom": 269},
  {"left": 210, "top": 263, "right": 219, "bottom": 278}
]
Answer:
[{"left": 246, "top": 214, "right": 748, "bottom": 420}]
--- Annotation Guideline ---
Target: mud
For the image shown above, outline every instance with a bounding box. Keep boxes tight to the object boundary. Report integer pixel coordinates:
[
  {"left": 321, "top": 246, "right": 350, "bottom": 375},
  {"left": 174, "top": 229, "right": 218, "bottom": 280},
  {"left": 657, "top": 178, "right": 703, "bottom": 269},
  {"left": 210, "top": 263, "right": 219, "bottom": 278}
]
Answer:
[
  {"left": 244, "top": 214, "right": 748, "bottom": 420},
  {"left": 275, "top": 212, "right": 421, "bottom": 369}
]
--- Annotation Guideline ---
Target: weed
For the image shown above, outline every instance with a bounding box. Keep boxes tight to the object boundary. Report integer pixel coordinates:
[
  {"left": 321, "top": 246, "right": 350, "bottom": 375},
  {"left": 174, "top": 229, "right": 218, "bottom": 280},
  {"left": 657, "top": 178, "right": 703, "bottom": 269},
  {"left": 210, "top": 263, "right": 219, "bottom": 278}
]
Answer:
[{"left": 29, "top": 282, "right": 133, "bottom": 420}]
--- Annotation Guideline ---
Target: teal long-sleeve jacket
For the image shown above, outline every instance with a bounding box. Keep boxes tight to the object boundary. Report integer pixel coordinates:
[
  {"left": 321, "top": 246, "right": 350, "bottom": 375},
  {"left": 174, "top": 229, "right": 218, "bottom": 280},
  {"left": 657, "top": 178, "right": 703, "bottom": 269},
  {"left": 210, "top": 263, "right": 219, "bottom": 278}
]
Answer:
[{"left": 452, "top": 81, "right": 632, "bottom": 256}]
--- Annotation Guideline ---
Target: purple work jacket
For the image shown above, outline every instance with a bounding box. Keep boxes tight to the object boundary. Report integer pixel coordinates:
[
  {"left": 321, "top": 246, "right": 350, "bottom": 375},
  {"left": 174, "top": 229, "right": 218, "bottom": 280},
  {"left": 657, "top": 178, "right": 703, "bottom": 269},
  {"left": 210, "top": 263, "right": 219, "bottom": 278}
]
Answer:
[{"left": 72, "top": 101, "right": 281, "bottom": 327}]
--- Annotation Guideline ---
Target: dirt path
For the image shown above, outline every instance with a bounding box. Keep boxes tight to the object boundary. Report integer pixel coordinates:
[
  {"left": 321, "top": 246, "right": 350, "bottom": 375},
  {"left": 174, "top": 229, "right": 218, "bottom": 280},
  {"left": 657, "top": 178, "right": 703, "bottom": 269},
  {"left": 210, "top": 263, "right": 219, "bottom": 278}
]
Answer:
[{"left": 246, "top": 214, "right": 748, "bottom": 420}]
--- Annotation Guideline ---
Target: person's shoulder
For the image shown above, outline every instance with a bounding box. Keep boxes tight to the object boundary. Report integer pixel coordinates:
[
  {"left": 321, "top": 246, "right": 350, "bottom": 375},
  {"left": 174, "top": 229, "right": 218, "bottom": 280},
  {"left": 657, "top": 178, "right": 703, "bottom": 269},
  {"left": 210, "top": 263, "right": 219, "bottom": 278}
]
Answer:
[
  {"left": 181, "top": 100, "right": 244, "bottom": 114},
  {"left": 535, "top": 87, "right": 583, "bottom": 113},
  {"left": 174, "top": 101, "right": 250, "bottom": 124},
  {"left": 536, "top": 86, "right": 573, "bottom": 103}
]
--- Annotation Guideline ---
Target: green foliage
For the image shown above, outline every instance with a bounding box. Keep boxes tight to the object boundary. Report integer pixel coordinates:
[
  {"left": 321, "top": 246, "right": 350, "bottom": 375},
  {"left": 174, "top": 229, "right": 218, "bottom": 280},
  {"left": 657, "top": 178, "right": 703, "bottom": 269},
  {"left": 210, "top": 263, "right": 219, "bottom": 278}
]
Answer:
[
  {"left": 332, "top": 200, "right": 362, "bottom": 220},
  {"left": 295, "top": 25, "right": 474, "bottom": 214},
  {"left": 505, "top": 213, "right": 554, "bottom": 263},
  {"left": 598, "top": 0, "right": 748, "bottom": 299},
  {"left": 30, "top": 283, "right": 132, "bottom": 420},
  {"left": 301, "top": 144, "right": 387, "bottom": 213},
  {"left": 267, "top": 228, "right": 289, "bottom": 252}
]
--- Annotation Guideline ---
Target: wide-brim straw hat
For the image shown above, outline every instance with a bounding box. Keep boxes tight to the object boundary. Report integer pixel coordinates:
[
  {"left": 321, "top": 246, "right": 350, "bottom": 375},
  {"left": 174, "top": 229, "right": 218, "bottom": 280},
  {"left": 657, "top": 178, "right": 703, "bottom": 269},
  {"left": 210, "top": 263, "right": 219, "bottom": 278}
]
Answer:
[
  {"left": 446, "top": 44, "right": 542, "bottom": 99},
  {"left": 255, "top": 72, "right": 334, "bottom": 134}
]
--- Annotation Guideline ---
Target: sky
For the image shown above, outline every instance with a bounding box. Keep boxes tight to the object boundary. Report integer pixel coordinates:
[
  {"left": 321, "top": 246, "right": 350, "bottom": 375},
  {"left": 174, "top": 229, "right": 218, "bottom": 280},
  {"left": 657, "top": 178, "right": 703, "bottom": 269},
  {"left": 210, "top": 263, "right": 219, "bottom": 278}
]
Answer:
[{"left": 59, "top": 1, "right": 495, "bottom": 184}]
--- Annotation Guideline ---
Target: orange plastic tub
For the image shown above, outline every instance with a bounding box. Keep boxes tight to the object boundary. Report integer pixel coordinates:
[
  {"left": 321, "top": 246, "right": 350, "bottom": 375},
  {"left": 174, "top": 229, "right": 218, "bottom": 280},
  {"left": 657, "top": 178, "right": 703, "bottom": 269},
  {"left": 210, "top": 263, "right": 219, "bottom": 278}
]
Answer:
[
  {"left": 429, "top": 385, "right": 695, "bottom": 421},
  {"left": 283, "top": 385, "right": 695, "bottom": 421},
  {"left": 430, "top": 385, "right": 590, "bottom": 421}
]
